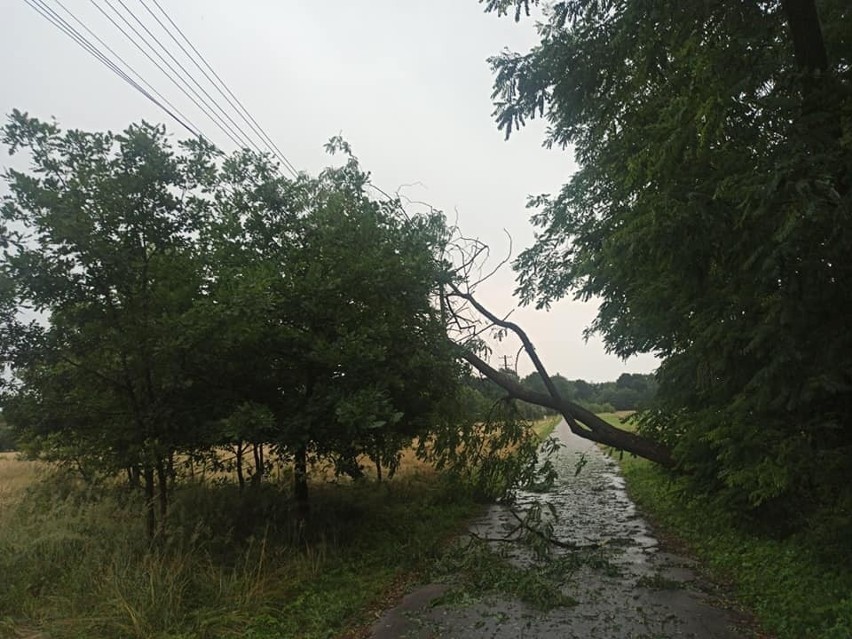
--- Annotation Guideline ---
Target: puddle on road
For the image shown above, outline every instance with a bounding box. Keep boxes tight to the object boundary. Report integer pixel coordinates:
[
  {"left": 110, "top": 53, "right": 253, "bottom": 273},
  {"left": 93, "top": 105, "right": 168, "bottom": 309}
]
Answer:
[{"left": 371, "top": 420, "right": 747, "bottom": 639}]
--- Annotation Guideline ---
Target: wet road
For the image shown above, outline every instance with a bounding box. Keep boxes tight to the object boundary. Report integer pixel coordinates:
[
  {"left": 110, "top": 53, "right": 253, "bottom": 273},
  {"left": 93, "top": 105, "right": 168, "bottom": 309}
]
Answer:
[{"left": 371, "top": 420, "right": 747, "bottom": 639}]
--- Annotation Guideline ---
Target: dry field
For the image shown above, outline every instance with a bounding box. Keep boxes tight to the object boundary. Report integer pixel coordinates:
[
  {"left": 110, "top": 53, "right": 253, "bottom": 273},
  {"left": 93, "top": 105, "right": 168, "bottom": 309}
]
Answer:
[
  {"left": 0, "top": 415, "right": 558, "bottom": 505},
  {"left": 0, "top": 452, "right": 41, "bottom": 507}
]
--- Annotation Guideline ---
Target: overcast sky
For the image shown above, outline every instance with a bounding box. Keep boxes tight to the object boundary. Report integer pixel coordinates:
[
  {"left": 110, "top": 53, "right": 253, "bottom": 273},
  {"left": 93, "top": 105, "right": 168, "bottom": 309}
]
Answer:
[{"left": 1, "top": 0, "right": 657, "bottom": 381}]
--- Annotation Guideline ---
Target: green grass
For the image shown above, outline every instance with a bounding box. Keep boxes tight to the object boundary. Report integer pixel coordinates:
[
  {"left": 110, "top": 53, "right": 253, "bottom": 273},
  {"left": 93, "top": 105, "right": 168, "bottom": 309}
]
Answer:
[
  {"left": 0, "top": 472, "right": 478, "bottom": 639},
  {"left": 598, "top": 414, "right": 852, "bottom": 639},
  {"left": 531, "top": 415, "right": 562, "bottom": 441},
  {"left": 0, "top": 418, "right": 568, "bottom": 639}
]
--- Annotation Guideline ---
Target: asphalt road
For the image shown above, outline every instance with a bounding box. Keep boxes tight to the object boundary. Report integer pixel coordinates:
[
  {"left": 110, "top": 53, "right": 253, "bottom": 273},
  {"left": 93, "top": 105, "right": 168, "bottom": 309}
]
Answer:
[{"left": 370, "top": 420, "right": 748, "bottom": 639}]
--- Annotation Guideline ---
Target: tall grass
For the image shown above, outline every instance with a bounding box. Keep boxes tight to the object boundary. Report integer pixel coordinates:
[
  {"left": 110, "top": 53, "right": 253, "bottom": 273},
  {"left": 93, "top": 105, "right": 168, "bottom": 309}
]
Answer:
[
  {"left": 0, "top": 470, "right": 477, "bottom": 639},
  {"left": 0, "top": 417, "right": 562, "bottom": 638},
  {"left": 0, "top": 453, "right": 41, "bottom": 506}
]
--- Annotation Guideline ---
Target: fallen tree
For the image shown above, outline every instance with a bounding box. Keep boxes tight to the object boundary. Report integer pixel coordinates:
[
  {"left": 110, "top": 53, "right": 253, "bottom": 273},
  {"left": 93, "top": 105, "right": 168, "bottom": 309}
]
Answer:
[
  {"left": 448, "top": 286, "right": 673, "bottom": 468},
  {"left": 436, "top": 234, "right": 674, "bottom": 468}
]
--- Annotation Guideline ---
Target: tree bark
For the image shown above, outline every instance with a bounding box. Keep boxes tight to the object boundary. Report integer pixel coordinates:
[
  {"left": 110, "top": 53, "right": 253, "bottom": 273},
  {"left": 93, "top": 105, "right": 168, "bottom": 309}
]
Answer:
[
  {"left": 448, "top": 283, "right": 674, "bottom": 468},
  {"left": 373, "top": 436, "right": 384, "bottom": 482},
  {"left": 462, "top": 350, "right": 674, "bottom": 467},
  {"left": 143, "top": 464, "right": 156, "bottom": 540},
  {"left": 127, "top": 464, "right": 141, "bottom": 489},
  {"left": 251, "top": 442, "right": 264, "bottom": 486},
  {"left": 235, "top": 442, "right": 245, "bottom": 491},
  {"left": 780, "top": 0, "right": 828, "bottom": 73},
  {"left": 294, "top": 443, "right": 309, "bottom": 514},
  {"left": 156, "top": 458, "right": 168, "bottom": 539}
]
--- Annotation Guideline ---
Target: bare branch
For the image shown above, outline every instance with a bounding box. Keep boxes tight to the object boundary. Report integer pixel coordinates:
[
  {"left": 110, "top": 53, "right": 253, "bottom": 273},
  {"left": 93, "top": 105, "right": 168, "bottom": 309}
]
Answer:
[{"left": 470, "top": 229, "right": 513, "bottom": 289}]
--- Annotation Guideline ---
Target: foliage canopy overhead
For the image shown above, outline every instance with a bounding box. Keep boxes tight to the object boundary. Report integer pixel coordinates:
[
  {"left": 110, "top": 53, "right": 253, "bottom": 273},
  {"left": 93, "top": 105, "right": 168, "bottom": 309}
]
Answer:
[
  {"left": 485, "top": 0, "right": 852, "bottom": 529},
  {"left": 0, "top": 112, "right": 462, "bottom": 533}
]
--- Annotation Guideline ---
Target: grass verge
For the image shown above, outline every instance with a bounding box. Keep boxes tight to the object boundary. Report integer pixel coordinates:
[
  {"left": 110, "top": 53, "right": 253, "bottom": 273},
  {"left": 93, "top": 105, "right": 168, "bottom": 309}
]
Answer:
[
  {"left": 596, "top": 413, "right": 852, "bottom": 639},
  {"left": 531, "top": 415, "right": 561, "bottom": 442},
  {"left": 0, "top": 471, "right": 477, "bottom": 639},
  {"left": 0, "top": 417, "right": 564, "bottom": 638}
]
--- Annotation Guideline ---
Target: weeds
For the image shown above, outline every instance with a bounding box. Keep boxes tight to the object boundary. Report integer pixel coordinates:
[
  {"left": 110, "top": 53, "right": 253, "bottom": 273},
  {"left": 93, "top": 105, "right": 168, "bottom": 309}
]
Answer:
[
  {"left": 0, "top": 417, "right": 562, "bottom": 638},
  {"left": 618, "top": 456, "right": 852, "bottom": 639},
  {"left": 0, "top": 471, "right": 476, "bottom": 639}
]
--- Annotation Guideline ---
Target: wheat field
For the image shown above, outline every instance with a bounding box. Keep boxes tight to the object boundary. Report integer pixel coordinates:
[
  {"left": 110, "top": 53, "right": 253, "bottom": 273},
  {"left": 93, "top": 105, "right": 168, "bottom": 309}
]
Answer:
[{"left": 0, "top": 452, "right": 41, "bottom": 507}]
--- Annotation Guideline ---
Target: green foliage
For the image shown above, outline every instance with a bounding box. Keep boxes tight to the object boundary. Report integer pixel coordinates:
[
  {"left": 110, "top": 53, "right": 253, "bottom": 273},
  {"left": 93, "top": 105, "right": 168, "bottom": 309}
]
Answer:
[
  {"left": 0, "top": 112, "right": 463, "bottom": 529},
  {"left": 464, "top": 369, "right": 654, "bottom": 422},
  {"left": 619, "top": 456, "right": 852, "bottom": 639},
  {"left": 520, "top": 371, "right": 656, "bottom": 412},
  {"left": 490, "top": 1, "right": 852, "bottom": 531},
  {"left": 423, "top": 394, "right": 559, "bottom": 503},
  {"left": 1, "top": 113, "right": 218, "bottom": 522},
  {"left": 430, "top": 536, "right": 578, "bottom": 611},
  {"left": 0, "top": 471, "right": 477, "bottom": 639},
  {"left": 464, "top": 370, "right": 550, "bottom": 421},
  {"left": 0, "top": 415, "right": 14, "bottom": 451},
  {"left": 201, "top": 142, "right": 460, "bottom": 489}
]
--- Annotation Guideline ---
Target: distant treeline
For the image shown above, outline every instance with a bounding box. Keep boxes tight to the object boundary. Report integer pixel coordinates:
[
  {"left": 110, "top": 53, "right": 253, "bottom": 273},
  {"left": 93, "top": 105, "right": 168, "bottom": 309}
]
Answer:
[{"left": 465, "top": 371, "right": 657, "bottom": 420}]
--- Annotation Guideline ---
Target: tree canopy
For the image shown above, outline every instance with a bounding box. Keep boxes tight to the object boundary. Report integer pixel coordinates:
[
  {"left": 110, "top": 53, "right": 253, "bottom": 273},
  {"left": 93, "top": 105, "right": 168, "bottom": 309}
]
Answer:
[
  {"left": 0, "top": 112, "right": 461, "bottom": 535},
  {"left": 484, "top": 0, "right": 852, "bottom": 531}
]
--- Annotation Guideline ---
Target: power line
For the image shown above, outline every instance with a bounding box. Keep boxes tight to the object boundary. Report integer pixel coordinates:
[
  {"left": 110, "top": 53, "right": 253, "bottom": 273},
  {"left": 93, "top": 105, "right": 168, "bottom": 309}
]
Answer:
[
  {"left": 24, "top": 0, "right": 200, "bottom": 136},
  {"left": 111, "top": 0, "right": 265, "bottom": 157},
  {"left": 26, "top": 0, "right": 301, "bottom": 180},
  {"left": 52, "top": 0, "right": 201, "bottom": 137},
  {"left": 144, "top": 0, "right": 300, "bottom": 177},
  {"left": 91, "top": 0, "right": 254, "bottom": 153}
]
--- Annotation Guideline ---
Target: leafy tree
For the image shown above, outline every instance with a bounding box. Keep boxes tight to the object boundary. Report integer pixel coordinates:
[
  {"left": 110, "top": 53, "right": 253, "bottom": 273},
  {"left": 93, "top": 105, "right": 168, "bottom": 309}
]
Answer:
[
  {"left": 520, "top": 372, "right": 655, "bottom": 412},
  {"left": 484, "top": 0, "right": 852, "bottom": 530},
  {"left": 0, "top": 112, "right": 221, "bottom": 536},
  {"left": 0, "top": 415, "right": 14, "bottom": 451},
  {"left": 200, "top": 141, "right": 461, "bottom": 503},
  {"left": 1, "top": 114, "right": 465, "bottom": 528},
  {"left": 616, "top": 373, "right": 657, "bottom": 404}
]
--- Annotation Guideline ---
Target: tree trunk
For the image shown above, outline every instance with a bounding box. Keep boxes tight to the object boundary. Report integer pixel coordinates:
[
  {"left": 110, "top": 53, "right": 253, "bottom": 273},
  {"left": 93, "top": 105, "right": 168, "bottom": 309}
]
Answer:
[
  {"left": 156, "top": 458, "right": 169, "bottom": 539},
  {"left": 167, "top": 452, "right": 175, "bottom": 488},
  {"left": 235, "top": 442, "right": 245, "bottom": 491},
  {"left": 294, "top": 443, "right": 309, "bottom": 514},
  {"left": 463, "top": 350, "right": 674, "bottom": 467},
  {"left": 780, "top": 0, "right": 828, "bottom": 73},
  {"left": 143, "top": 464, "right": 156, "bottom": 540},
  {"left": 251, "top": 442, "right": 264, "bottom": 486},
  {"left": 447, "top": 283, "right": 675, "bottom": 468},
  {"left": 779, "top": 0, "right": 846, "bottom": 192},
  {"left": 373, "top": 436, "right": 384, "bottom": 482},
  {"left": 127, "top": 464, "right": 141, "bottom": 489}
]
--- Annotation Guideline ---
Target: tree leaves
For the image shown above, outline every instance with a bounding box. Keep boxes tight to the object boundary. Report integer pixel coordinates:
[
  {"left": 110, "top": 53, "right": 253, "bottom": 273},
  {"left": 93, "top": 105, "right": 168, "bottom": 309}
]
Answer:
[
  {"left": 0, "top": 114, "right": 464, "bottom": 520},
  {"left": 492, "top": 0, "right": 852, "bottom": 526}
]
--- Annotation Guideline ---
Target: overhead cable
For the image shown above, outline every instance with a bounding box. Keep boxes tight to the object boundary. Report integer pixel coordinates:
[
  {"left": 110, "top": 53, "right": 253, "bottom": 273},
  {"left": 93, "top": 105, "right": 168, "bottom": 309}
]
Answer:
[
  {"left": 24, "top": 0, "right": 201, "bottom": 137},
  {"left": 91, "top": 0, "right": 254, "bottom": 152},
  {"left": 144, "top": 0, "right": 300, "bottom": 177}
]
